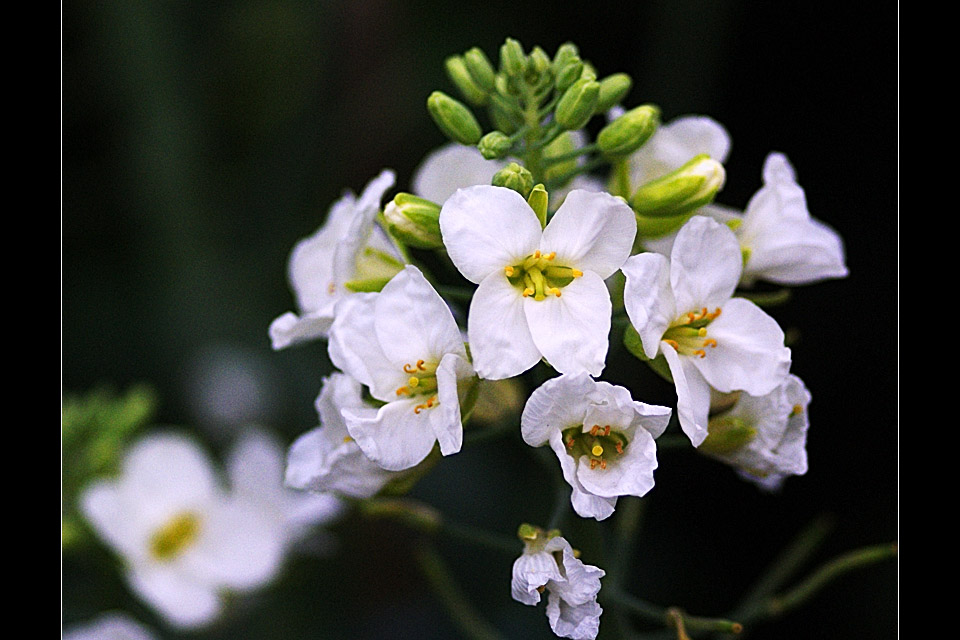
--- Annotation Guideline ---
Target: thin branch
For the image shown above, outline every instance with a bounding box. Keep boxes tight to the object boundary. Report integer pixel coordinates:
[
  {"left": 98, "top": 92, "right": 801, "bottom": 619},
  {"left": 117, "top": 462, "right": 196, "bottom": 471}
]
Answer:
[{"left": 606, "top": 590, "right": 743, "bottom": 636}]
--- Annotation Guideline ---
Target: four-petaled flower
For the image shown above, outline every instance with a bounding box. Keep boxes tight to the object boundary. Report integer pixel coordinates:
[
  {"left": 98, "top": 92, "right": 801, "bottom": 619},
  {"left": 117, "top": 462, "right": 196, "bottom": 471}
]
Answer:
[
  {"left": 328, "top": 265, "right": 476, "bottom": 471},
  {"left": 512, "top": 529, "right": 605, "bottom": 640},
  {"left": 440, "top": 185, "right": 636, "bottom": 379},
  {"left": 269, "top": 170, "right": 401, "bottom": 349},
  {"left": 521, "top": 373, "right": 672, "bottom": 521},
  {"left": 622, "top": 216, "right": 791, "bottom": 446}
]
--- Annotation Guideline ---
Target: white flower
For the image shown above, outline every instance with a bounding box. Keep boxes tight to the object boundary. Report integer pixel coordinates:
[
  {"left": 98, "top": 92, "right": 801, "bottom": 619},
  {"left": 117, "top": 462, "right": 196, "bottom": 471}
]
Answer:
[
  {"left": 63, "top": 612, "right": 157, "bottom": 640},
  {"left": 226, "top": 428, "right": 344, "bottom": 546},
  {"left": 642, "top": 154, "right": 848, "bottom": 286},
  {"left": 512, "top": 532, "right": 604, "bottom": 640},
  {"left": 285, "top": 372, "right": 401, "bottom": 498},
  {"left": 702, "top": 374, "right": 811, "bottom": 490},
  {"left": 328, "top": 265, "right": 476, "bottom": 471},
  {"left": 440, "top": 185, "right": 636, "bottom": 379},
  {"left": 627, "top": 115, "right": 730, "bottom": 190},
  {"left": 412, "top": 143, "right": 508, "bottom": 204},
  {"left": 269, "top": 170, "right": 400, "bottom": 349},
  {"left": 80, "top": 434, "right": 286, "bottom": 629},
  {"left": 521, "top": 373, "right": 672, "bottom": 521},
  {"left": 622, "top": 216, "right": 791, "bottom": 447}
]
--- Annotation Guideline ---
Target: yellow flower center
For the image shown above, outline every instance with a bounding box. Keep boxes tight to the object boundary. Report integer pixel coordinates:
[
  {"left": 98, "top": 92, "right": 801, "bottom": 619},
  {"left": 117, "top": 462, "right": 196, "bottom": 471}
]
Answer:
[
  {"left": 561, "top": 424, "right": 629, "bottom": 471},
  {"left": 395, "top": 359, "right": 440, "bottom": 414},
  {"left": 504, "top": 251, "right": 582, "bottom": 301},
  {"left": 150, "top": 512, "right": 201, "bottom": 561},
  {"left": 662, "top": 307, "right": 722, "bottom": 358}
]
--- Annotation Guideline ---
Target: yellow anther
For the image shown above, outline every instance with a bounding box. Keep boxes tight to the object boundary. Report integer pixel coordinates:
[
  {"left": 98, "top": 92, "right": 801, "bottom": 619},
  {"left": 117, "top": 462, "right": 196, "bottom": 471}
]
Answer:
[
  {"left": 703, "top": 338, "right": 717, "bottom": 348},
  {"left": 693, "top": 349, "right": 706, "bottom": 358},
  {"left": 698, "top": 327, "right": 708, "bottom": 337},
  {"left": 590, "top": 425, "right": 600, "bottom": 436},
  {"left": 591, "top": 444, "right": 604, "bottom": 457},
  {"left": 413, "top": 396, "right": 438, "bottom": 414},
  {"left": 548, "top": 287, "right": 562, "bottom": 297},
  {"left": 403, "top": 363, "right": 418, "bottom": 374},
  {"left": 408, "top": 377, "right": 420, "bottom": 387},
  {"left": 343, "top": 435, "right": 354, "bottom": 443},
  {"left": 417, "top": 359, "right": 426, "bottom": 370},
  {"left": 664, "top": 339, "right": 680, "bottom": 350},
  {"left": 504, "top": 265, "right": 515, "bottom": 276},
  {"left": 791, "top": 404, "right": 804, "bottom": 416},
  {"left": 571, "top": 269, "right": 583, "bottom": 277},
  {"left": 603, "top": 425, "right": 610, "bottom": 436},
  {"left": 396, "top": 386, "right": 410, "bottom": 396},
  {"left": 545, "top": 252, "right": 556, "bottom": 260},
  {"left": 534, "top": 250, "right": 541, "bottom": 259},
  {"left": 522, "top": 287, "right": 535, "bottom": 297}
]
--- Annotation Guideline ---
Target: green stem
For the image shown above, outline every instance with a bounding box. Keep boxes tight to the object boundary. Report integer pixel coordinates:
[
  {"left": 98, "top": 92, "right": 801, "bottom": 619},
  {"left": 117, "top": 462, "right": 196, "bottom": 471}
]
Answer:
[
  {"left": 542, "top": 143, "right": 599, "bottom": 166},
  {"left": 612, "top": 158, "right": 632, "bottom": 198},
  {"left": 416, "top": 545, "right": 507, "bottom": 640},
  {"left": 605, "top": 590, "right": 743, "bottom": 635},
  {"left": 544, "top": 156, "right": 608, "bottom": 189}
]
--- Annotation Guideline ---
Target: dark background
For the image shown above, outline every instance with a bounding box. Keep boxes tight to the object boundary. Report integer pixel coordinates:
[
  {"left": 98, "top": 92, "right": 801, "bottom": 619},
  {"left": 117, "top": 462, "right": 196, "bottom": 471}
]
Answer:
[{"left": 63, "top": 1, "right": 897, "bottom": 638}]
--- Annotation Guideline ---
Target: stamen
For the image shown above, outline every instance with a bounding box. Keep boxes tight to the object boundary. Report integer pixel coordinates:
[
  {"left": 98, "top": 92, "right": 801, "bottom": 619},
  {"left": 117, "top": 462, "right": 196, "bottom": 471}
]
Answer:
[
  {"left": 403, "top": 363, "right": 418, "bottom": 373},
  {"left": 327, "top": 282, "right": 336, "bottom": 295},
  {"left": 504, "top": 265, "right": 515, "bottom": 277},
  {"left": 664, "top": 339, "right": 680, "bottom": 350},
  {"left": 566, "top": 438, "right": 576, "bottom": 449},
  {"left": 396, "top": 386, "right": 410, "bottom": 396},
  {"left": 703, "top": 338, "right": 717, "bottom": 348},
  {"left": 693, "top": 349, "right": 706, "bottom": 358},
  {"left": 522, "top": 287, "right": 534, "bottom": 297},
  {"left": 547, "top": 287, "right": 562, "bottom": 297},
  {"left": 343, "top": 436, "right": 354, "bottom": 443},
  {"left": 591, "top": 444, "right": 604, "bottom": 457},
  {"left": 590, "top": 459, "right": 599, "bottom": 470},
  {"left": 615, "top": 441, "right": 623, "bottom": 454},
  {"left": 603, "top": 426, "right": 610, "bottom": 436},
  {"left": 545, "top": 252, "right": 556, "bottom": 260},
  {"left": 571, "top": 269, "right": 583, "bottom": 277},
  {"left": 413, "top": 396, "right": 438, "bottom": 414},
  {"left": 417, "top": 359, "right": 426, "bottom": 371},
  {"left": 534, "top": 250, "right": 541, "bottom": 259},
  {"left": 600, "top": 459, "right": 607, "bottom": 470},
  {"left": 590, "top": 425, "right": 600, "bottom": 436},
  {"left": 791, "top": 404, "right": 804, "bottom": 416}
]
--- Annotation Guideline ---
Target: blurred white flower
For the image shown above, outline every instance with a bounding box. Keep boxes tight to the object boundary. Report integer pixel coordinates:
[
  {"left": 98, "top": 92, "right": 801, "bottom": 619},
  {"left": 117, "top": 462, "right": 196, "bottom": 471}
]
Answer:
[
  {"left": 412, "top": 143, "right": 507, "bottom": 204},
  {"left": 627, "top": 114, "right": 730, "bottom": 190},
  {"left": 80, "top": 434, "right": 285, "bottom": 629},
  {"left": 701, "top": 374, "right": 811, "bottom": 490},
  {"left": 440, "top": 186, "right": 636, "bottom": 379},
  {"left": 63, "top": 612, "right": 157, "bottom": 640},
  {"left": 285, "top": 372, "right": 400, "bottom": 498},
  {"left": 512, "top": 531, "right": 604, "bottom": 640},
  {"left": 521, "top": 373, "right": 671, "bottom": 521},
  {"left": 269, "top": 170, "right": 400, "bottom": 349},
  {"left": 622, "top": 216, "right": 791, "bottom": 446}
]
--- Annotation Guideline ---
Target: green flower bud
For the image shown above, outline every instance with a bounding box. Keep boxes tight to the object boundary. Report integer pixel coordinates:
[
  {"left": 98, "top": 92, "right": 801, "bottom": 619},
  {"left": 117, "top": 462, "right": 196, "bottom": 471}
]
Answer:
[
  {"left": 630, "top": 154, "right": 726, "bottom": 218},
  {"left": 477, "top": 131, "right": 513, "bottom": 160},
  {"left": 500, "top": 38, "right": 526, "bottom": 77},
  {"left": 445, "top": 56, "right": 488, "bottom": 106},
  {"left": 427, "top": 91, "right": 482, "bottom": 145},
  {"left": 527, "top": 183, "right": 548, "bottom": 228},
  {"left": 383, "top": 193, "right": 443, "bottom": 249},
  {"left": 492, "top": 162, "right": 534, "bottom": 199},
  {"left": 596, "top": 73, "right": 633, "bottom": 112},
  {"left": 701, "top": 416, "right": 758, "bottom": 455},
  {"left": 580, "top": 62, "right": 598, "bottom": 82},
  {"left": 463, "top": 47, "right": 496, "bottom": 92},
  {"left": 542, "top": 131, "right": 579, "bottom": 182},
  {"left": 552, "top": 42, "right": 579, "bottom": 73},
  {"left": 597, "top": 104, "right": 660, "bottom": 156},
  {"left": 554, "top": 56, "right": 584, "bottom": 93},
  {"left": 555, "top": 78, "right": 600, "bottom": 130},
  {"left": 489, "top": 100, "right": 520, "bottom": 134},
  {"left": 528, "top": 46, "right": 552, "bottom": 83}
]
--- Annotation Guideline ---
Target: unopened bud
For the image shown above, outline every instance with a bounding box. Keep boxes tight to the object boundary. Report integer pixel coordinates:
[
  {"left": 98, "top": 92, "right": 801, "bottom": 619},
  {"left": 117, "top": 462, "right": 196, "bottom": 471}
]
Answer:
[
  {"left": 555, "top": 78, "right": 600, "bottom": 130},
  {"left": 492, "top": 162, "right": 534, "bottom": 199},
  {"left": 478, "top": 131, "right": 513, "bottom": 159},
  {"left": 552, "top": 42, "right": 579, "bottom": 73},
  {"left": 528, "top": 46, "right": 552, "bottom": 83},
  {"left": 554, "top": 56, "right": 584, "bottom": 93},
  {"left": 500, "top": 38, "right": 526, "bottom": 77},
  {"left": 701, "top": 416, "right": 757, "bottom": 455},
  {"left": 597, "top": 104, "right": 660, "bottom": 156},
  {"left": 596, "top": 73, "right": 633, "bottom": 112},
  {"left": 427, "top": 91, "right": 482, "bottom": 145},
  {"left": 527, "top": 183, "right": 548, "bottom": 228},
  {"left": 463, "top": 47, "right": 496, "bottom": 92},
  {"left": 384, "top": 193, "right": 443, "bottom": 249},
  {"left": 445, "top": 56, "right": 488, "bottom": 106},
  {"left": 630, "top": 154, "right": 725, "bottom": 217}
]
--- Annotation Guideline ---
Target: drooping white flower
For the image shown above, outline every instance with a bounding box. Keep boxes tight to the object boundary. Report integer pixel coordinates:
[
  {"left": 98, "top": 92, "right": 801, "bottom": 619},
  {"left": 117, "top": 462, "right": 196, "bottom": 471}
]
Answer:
[
  {"left": 622, "top": 216, "right": 791, "bottom": 447},
  {"left": 63, "top": 612, "right": 158, "bottom": 640},
  {"left": 285, "top": 372, "right": 400, "bottom": 498},
  {"left": 627, "top": 115, "right": 730, "bottom": 190},
  {"left": 412, "top": 143, "right": 508, "bottom": 204},
  {"left": 512, "top": 530, "right": 604, "bottom": 640},
  {"left": 80, "top": 434, "right": 286, "bottom": 629},
  {"left": 440, "top": 186, "right": 636, "bottom": 379},
  {"left": 642, "top": 153, "right": 848, "bottom": 286},
  {"left": 269, "top": 170, "right": 401, "bottom": 349},
  {"left": 328, "top": 265, "right": 476, "bottom": 471},
  {"left": 521, "top": 373, "right": 671, "bottom": 521},
  {"left": 226, "top": 428, "right": 344, "bottom": 546},
  {"left": 701, "top": 374, "right": 811, "bottom": 490}
]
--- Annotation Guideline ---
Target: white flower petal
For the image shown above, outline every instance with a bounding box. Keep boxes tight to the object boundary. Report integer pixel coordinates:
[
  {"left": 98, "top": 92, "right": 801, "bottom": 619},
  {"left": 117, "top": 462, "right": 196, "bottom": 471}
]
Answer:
[
  {"left": 331, "top": 171, "right": 398, "bottom": 291},
  {"left": 546, "top": 537, "right": 604, "bottom": 605},
  {"left": 64, "top": 612, "right": 158, "bottom": 640},
  {"left": 467, "top": 272, "right": 543, "bottom": 380},
  {"left": 342, "top": 400, "right": 439, "bottom": 471},
  {"left": 670, "top": 216, "right": 742, "bottom": 313},
  {"left": 546, "top": 593, "right": 602, "bottom": 640},
  {"left": 512, "top": 550, "right": 563, "bottom": 605},
  {"left": 328, "top": 293, "right": 405, "bottom": 402},
  {"left": 285, "top": 426, "right": 394, "bottom": 498},
  {"left": 742, "top": 217, "right": 848, "bottom": 285},
  {"left": 628, "top": 115, "right": 731, "bottom": 186},
  {"left": 540, "top": 190, "right": 636, "bottom": 279},
  {"left": 373, "top": 266, "right": 466, "bottom": 365},
  {"left": 227, "top": 430, "right": 284, "bottom": 503},
  {"left": 694, "top": 297, "right": 791, "bottom": 396},
  {"left": 439, "top": 185, "right": 542, "bottom": 284},
  {"left": 80, "top": 482, "right": 147, "bottom": 562},
  {"left": 521, "top": 373, "right": 597, "bottom": 446},
  {"left": 548, "top": 435, "right": 616, "bottom": 521},
  {"left": 523, "top": 271, "right": 611, "bottom": 377},
  {"left": 577, "top": 426, "right": 657, "bottom": 499},
  {"left": 622, "top": 252, "right": 675, "bottom": 358},
  {"left": 126, "top": 566, "right": 222, "bottom": 629},
  {"left": 268, "top": 311, "right": 332, "bottom": 350},
  {"left": 413, "top": 144, "right": 507, "bottom": 204},
  {"left": 662, "top": 344, "right": 711, "bottom": 446},
  {"left": 433, "top": 352, "right": 473, "bottom": 456}
]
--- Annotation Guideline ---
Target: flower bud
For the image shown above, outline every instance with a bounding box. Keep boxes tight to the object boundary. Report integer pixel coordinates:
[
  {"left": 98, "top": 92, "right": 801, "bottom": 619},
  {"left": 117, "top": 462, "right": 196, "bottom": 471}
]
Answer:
[
  {"left": 596, "top": 73, "right": 633, "bottom": 112},
  {"left": 527, "top": 46, "right": 552, "bottom": 84},
  {"left": 630, "top": 154, "right": 726, "bottom": 217},
  {"left": 445, "top": 56, "right": 488, "bottom": 106},
  {"left": 554, "top": 56, "right": 584, "bottom": 93},
  {"left": 477, "top": 131, "right": 513, "bottom": 159},
  {"left": 463, "top": 47, "right": 496, "bottom": 92},
  {"left": 552, "top": 42, "right": 579, "bottom": 74},
  {"left": 555, "top": 78, "right": 600, "bottom": 130},
  {"left": 597, "top": 104, "right": 660, "bottom": 156},
  {"left": 383, "top": 193, "right": 443, "bottom": 249},
  {"left": 500, "top": 38, "right": 526, "bottom": 77},
  {"left": 427, "top": 91, "right": 483, "bottom": 145},
  {"left": 492, "top": 162, "right": 534, "bottom": 199},
  {"left": 527, "top": 183, "right": 548, "bottom": 228}
]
